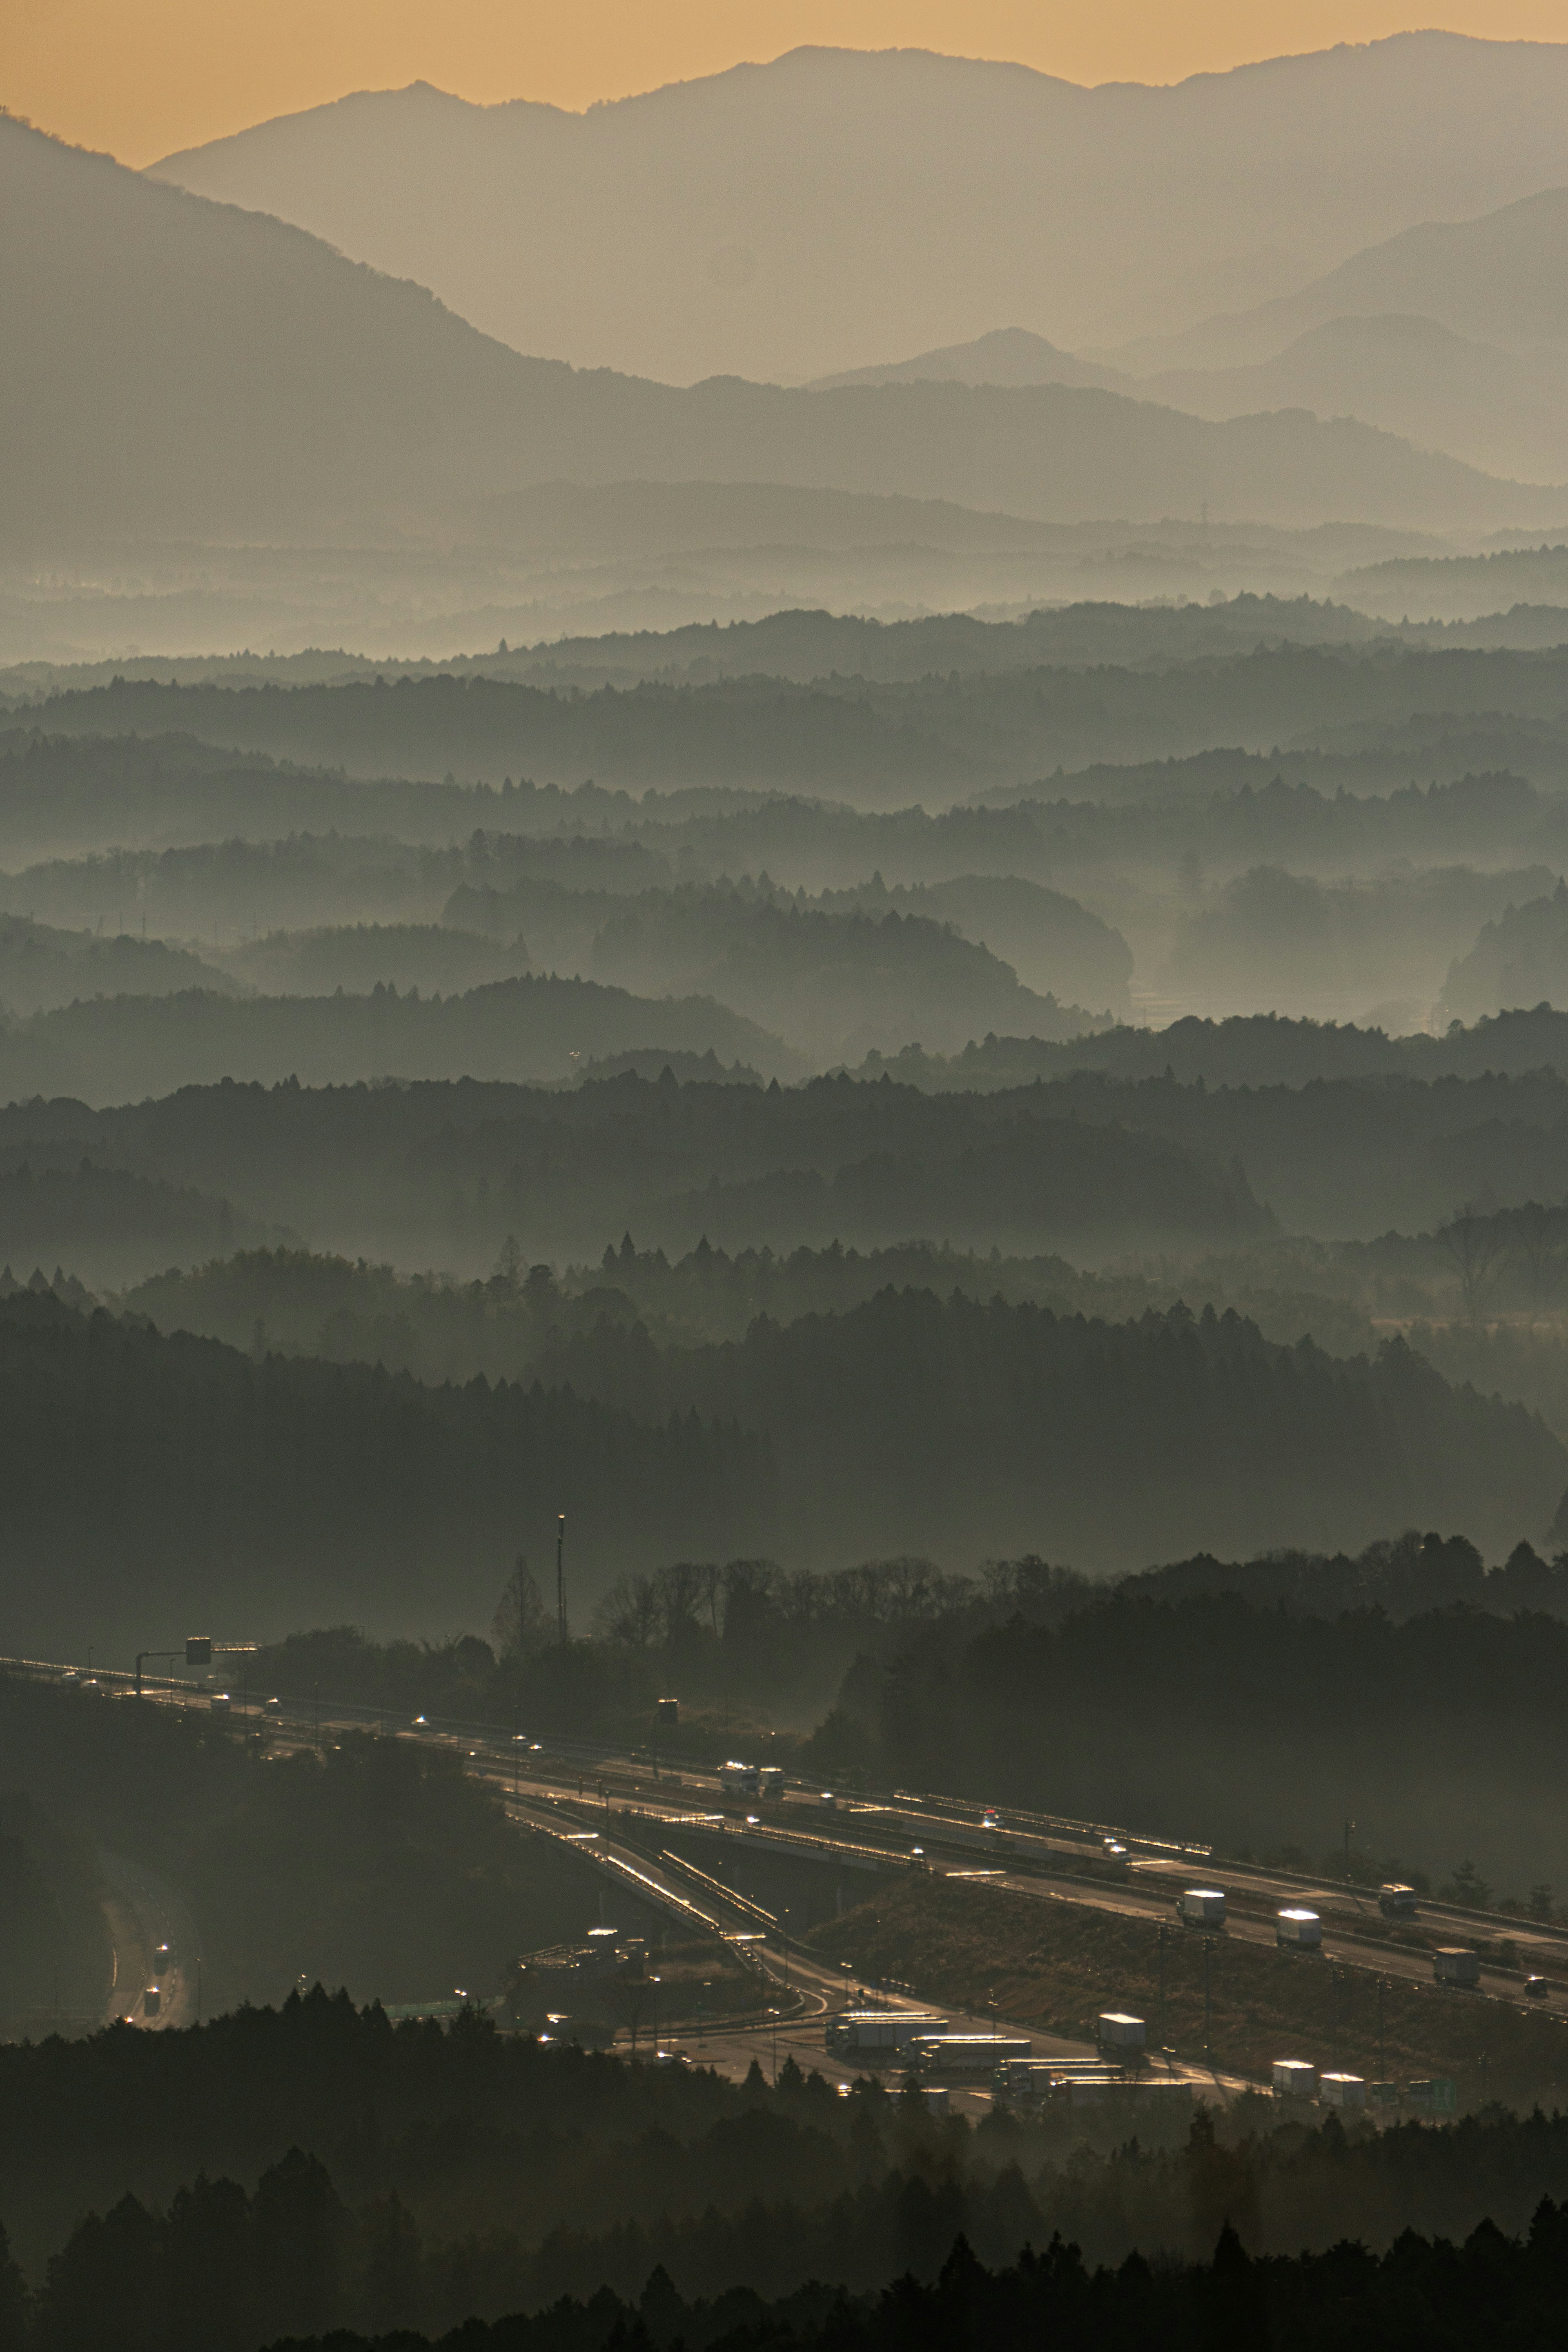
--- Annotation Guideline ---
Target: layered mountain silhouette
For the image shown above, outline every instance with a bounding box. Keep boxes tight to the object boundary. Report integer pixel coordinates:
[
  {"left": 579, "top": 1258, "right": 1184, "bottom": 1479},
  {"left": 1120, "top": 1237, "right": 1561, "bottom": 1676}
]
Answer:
[
  {"left": 811, "top": 328, "right": 1127, "bottom": 394},
  {"left": 148, "top": 36, "right": 1568, "bottom": 383},
  {"left": 6, "top": 118, "right": 1561, "bottom": 549},
  {"left": 844, "top": 314, "right": 1568, "bottom": 485},
  {"left": 1113, "top": 185, "right": 1568, "bottom": 372}
]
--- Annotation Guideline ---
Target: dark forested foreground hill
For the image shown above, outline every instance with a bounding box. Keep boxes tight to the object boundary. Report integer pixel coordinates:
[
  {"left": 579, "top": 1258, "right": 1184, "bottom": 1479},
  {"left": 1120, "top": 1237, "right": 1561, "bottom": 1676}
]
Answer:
[
  {"left": 0, "top": 1286, "right": 1557, "bottom": 1657},
  {"left": 243, "top": 2218, "right": 1568, "bottom": 2352},
  {"left": 21, "top": 1985, "right": 1568, "bottom": 2347}
]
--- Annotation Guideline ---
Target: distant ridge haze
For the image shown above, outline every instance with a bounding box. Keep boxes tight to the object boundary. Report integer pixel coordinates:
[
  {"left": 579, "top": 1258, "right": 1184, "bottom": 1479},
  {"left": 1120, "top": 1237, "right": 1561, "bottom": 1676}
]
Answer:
[
  {"left": 149, "top": 35, "right": 1568, "bottom": 382},
  {"left": 835, "top": 315, "right": 1568, "bottom": 485},
  {"left": 13, "top": 118, "right": 1560, "bottom": 548}
]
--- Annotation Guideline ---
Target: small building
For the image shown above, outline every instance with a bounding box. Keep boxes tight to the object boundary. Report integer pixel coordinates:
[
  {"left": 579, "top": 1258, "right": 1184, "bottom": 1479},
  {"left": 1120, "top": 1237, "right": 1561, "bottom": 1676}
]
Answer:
[
  {"left": 1272, "top": 2058, "right": 1318, "bottom": 2097},
  {"left": 1276, "top": 1907, "right": 1322, "bottom": 1948},
  {"left": 1320, "top": 2072, "right": 1365, "bottom": 2109}
]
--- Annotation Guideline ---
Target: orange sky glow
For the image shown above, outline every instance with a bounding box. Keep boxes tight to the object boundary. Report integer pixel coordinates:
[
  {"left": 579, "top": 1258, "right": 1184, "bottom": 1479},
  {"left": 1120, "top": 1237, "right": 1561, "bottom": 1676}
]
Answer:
[{"left": 7, "top": 0, "right": 1568, "bottom": 168}]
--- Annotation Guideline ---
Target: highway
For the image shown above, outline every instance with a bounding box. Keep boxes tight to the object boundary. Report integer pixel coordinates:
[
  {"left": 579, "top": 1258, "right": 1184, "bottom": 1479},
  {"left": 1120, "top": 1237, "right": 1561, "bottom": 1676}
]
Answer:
[
  {"left": 490, "top": 1771, "right": 1248, "bottom": 2109},
  {"left": 13, "top": 1651, "right": 1566, "bottom": 2066}
]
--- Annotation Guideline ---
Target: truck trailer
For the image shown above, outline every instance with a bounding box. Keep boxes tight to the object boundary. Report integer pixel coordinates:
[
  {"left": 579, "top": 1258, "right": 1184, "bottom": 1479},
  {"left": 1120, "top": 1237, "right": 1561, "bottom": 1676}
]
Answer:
[
  {"left": 826, "top": 2010, "right": 948, "bottom": 2057},
  {"left": 910, "top": 2033, "right": 1034, "bottom": 2073}
]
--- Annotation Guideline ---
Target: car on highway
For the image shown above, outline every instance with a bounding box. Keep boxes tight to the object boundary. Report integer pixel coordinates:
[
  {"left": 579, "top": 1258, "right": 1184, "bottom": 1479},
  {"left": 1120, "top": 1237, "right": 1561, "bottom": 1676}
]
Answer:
[{"left": 1526, "top": 1975, "right": 1550, "bottom": 1998}]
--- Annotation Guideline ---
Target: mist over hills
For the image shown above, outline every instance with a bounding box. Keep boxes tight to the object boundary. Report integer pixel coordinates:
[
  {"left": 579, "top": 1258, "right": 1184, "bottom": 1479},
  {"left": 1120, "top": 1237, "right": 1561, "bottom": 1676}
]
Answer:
[
  {"left": 31, "top": 642, "right": 1568, "bottom": 801},
  {"left": 0, "top": 973, "right": 796, "bottom": 1104},
  {"left": 8, "top": 117, "right": 1562, "bottom": 552},
  {"left": 149, "top": 37, "right": 1568, "bottom": 381}
]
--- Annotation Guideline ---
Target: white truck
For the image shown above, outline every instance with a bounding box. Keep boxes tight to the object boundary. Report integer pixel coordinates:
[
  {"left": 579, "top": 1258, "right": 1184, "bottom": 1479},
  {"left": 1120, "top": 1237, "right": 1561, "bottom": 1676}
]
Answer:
[
  {"left": 910, "top": 2033, "right": 1034, "bottom": 2073},
  {"left": 719, "top": 1762, "right": 786, "bottom": 1801},
  {"left": 1178, "top": 1887, "right": 1226, "bottom": 1928},
  {"left": 826, "top": 2010, "right": 949, "bottom": 2057}
]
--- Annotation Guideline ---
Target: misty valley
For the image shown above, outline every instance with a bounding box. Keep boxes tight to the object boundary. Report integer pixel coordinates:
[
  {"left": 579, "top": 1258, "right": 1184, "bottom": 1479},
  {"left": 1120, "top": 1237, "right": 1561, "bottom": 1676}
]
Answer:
[{"left": 15, "top": 22, "right": 1568, "bottom": 2350}]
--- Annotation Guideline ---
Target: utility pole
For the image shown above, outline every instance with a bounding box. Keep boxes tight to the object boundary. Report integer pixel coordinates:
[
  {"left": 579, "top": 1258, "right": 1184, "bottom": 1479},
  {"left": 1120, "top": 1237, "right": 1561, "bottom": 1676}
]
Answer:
[
  {"left": 557, "top": 1514, "right": 567, "bottom": 1644},
  {"left": 1344, "top": 1817, "right": 1356, "bottom": 1880},
  {"left": 1378, "top": 1978, "right": 1386, "bottom": 2088},
  {"left": 1203, "top": 1936, "right": 1212, "bottom": 2067}
]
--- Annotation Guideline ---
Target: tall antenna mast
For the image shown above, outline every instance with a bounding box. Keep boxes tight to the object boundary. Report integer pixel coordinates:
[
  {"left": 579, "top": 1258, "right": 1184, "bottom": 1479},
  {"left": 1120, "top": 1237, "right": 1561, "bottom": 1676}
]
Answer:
[{"left": 557, "top": 1513, "right": 567, "bottom": 1643}]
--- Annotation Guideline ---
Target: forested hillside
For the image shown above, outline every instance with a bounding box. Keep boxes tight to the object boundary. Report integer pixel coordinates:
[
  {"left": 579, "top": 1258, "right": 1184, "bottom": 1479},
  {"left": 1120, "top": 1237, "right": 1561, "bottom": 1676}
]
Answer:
[{"left": 0, "top": 1283, "right": 1556, "bottom": 1657}]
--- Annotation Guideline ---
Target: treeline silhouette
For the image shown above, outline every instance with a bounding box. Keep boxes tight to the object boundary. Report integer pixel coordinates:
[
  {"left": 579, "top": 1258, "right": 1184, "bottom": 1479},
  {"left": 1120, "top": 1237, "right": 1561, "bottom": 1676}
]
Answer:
[
  {"left": 1442, "top": 876, "right": 1568, "bottom": 1022},
  {"left": 16, "top": 597, "right": 1541, "bottom": 702},
  {"left": 236, "top": 2203, "right": 1568, "bottom": 2352},
  {"left": 1166, "top": 860, "right": 1553, "bottom": 1006},
  {"left": 0, "top": 916, "right": 225, "bottom": 1018},
  {"left": 13, "top": 2000, "right": 1568, "bottom": 2346},
  {"left": 513, "top": 893, "right": 1078, "bottom": 1063},
  {"left": 4, "top": 1270, "right": 1561, "bottom": 1651},
  {"left": 0, "top": 731, "right": 596, "bottom": 862},
  {"left": 0, "top": 976, "right": 790, "bottom": 1105},
  {"left": 216, "top": 924, "right": 531, "bottom": 1000},
  {"left": 0, "top": 1163, "right": 262, "bottom": 1288},
  {"left": 28, "top": 646, "right": 1568, "bottom": 795},
  {"left": 111, "top": 1229, "right": 1568, "bottom": 1430},
  {"left": 860, "top": 1004, "right": 1568, "bottom": 1089},
  {"left": 0, "top": 831, "right": 668, "bottom": 946},
  {"left": 530, "top": 1294, "right": 1564, "bottom": 1564},
  {"left": 6, "top": 732, "right": 1562, "bottom": 919},
  {"left": 870, "top": 1587, "right": 1568, "bottom": 1898},
  {"left": 0, "top": 1290, "right": 767, "bottom": 1658},
  {"left": 241, "top": 1535, "right": 1568, "bottom": 1754},
  {"left": 446, "top": 871, "right": 1130, "bottom": 1025},
  {"left": 0, "top": 1068, "right": 1276, "bottom": 1265}
]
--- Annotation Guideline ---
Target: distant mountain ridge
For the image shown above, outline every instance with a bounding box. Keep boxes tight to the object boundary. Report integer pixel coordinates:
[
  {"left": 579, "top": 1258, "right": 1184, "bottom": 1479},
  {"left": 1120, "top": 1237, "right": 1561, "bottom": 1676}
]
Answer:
[
  {"left": 149, "top": 36, "right": 1568, "bottom": 382},
  {"left": 809, "top": 328, "right": 1128, "bottom": 394},
  {"left": 1109, "top": 185, "right": 1568, "bottom": 373},
  {"left": 6, "top": 119, "right": 1561, "bottom": 553},
  {"left": 822, "top": 307, "right": 1568, "bottom": 486}
]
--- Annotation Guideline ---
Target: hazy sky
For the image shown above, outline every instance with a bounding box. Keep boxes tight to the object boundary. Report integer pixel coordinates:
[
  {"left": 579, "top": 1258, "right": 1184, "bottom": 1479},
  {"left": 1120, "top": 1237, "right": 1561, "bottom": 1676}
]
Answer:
[{"left": 10, "top": 0, "right": 1568, "bottom": 166}]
